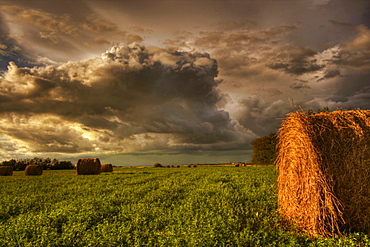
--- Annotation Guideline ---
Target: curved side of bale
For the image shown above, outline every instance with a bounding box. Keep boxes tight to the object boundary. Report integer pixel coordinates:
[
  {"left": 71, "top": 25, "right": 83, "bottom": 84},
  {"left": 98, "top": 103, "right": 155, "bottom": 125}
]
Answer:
[
  {"left": 314, "top": 110, "right": 370, "bottom": 233},
  {"left": 101, "top": 163, "right": 113, "bottom": 172},
  {"left": 277, "top": 112, "right": 342, "bottom": 236},
  {"left": 277, "top": 110, "right": 370, "bottom": 236},
  {"left": 25, "top": 165, "right": 43, "bottom": 176},
  {"left": 0, "top": 166, "right": 13, "bottom": 176},
  {"left": 76, "top": 158, "right": 101, "bottom": 175}
]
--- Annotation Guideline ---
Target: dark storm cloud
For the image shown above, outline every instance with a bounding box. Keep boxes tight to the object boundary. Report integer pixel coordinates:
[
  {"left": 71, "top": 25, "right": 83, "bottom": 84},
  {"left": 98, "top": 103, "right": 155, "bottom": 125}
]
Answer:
[
  {"left": 330, "top": 73, "right": 370, "bottom": 106},
  {"left": 317, "top": 69, "right": 341, "bottom": 81},
  {"left": 329, "top": 20, "right": 354, "bottom": 28},
  {"left": 229, "top": 95, "right": 290, "bottom": 137},
  {"left": 268, "top": 46, "right": 323, "bottom": 75},
  {"left": 335, "top": 25, "right": 370, "bottom": 69},
  {"left": 0, "top": 44, "right": 252, "bottom": 154},
  {"left": 290, "top": 81, "right": 311, "bottom": 90}
]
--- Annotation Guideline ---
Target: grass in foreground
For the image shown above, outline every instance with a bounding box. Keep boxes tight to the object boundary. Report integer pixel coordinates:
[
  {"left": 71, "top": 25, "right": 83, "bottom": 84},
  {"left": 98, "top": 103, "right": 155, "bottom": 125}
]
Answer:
[{"left": 0, "top": 166, "right": 368, "bottom": 246}]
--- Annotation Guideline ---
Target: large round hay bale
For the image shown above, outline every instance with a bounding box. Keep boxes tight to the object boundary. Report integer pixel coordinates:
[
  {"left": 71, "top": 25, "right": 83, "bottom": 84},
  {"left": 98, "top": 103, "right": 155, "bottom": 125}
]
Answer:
[
  {"left": 0, "top": 166, "right": 13, "bottom": 176},
  {"left": 101, "top": 163, "right": 113, "bottom": 172},
  {"left": 277, "top": 110, "right": 370, "bottom": 236},
  {"left": 76, "top": 158, "right": 101, "bottom": 175},
  {"left": 25, "top": 165, "right": 43, "bottom": 176}
]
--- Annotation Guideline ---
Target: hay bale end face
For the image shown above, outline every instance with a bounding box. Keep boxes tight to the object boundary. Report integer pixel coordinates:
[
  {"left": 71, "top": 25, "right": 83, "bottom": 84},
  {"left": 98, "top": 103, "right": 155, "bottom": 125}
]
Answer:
[
  {"left": 277, "top": 110, "right": 370, "bottom": 236},
  {"left": 101, "top": 163, "right": 113, "bottom": 172},
  {"left": 0, "top": 166, "right": 13, "bottom": 176},
  {"left": 25, "top": 165, "right": 43, "bottom": 176},
  {"left": 76, "top": 158, "right": 101, "bottom": 175}
]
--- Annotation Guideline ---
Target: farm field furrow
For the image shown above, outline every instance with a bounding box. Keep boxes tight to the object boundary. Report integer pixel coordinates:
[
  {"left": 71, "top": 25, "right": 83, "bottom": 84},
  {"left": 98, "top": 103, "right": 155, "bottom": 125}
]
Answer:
[{"left": 0, "top": 166, "right": 368, "bottom": 246}]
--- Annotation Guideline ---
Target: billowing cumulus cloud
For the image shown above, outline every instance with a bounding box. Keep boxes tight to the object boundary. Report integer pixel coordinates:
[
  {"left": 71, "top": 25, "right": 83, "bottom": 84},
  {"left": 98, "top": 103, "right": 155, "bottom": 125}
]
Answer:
[{"left": 0, "top": 44, "right": 254, "bottom": 158}]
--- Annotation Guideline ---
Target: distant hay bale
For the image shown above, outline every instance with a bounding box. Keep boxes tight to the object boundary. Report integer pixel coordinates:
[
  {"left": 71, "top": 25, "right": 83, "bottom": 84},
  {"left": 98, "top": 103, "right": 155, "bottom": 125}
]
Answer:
[
  {"left": 25, "top": 165, "right": 43, "bottom": 176},
  {"left": 101, "top": 163, "right": 113, "bottom": 172},
  {"left": 153, "top": 163, "right": 163, "bottom": 168},
  {"left": 176, "top": 165, "right": 180, "bottom": 168},
  {"left": 0, "top": 166, "right": 13, "bottom": 176},
  {"left": 234, "top": 164, "right": 240, "bottom": 167},
  {"left": 277, "top": 110, "right": 370, "bottom": 236},
  {"left": 76, "top": 158, "right": 101, "bottom": 175}
]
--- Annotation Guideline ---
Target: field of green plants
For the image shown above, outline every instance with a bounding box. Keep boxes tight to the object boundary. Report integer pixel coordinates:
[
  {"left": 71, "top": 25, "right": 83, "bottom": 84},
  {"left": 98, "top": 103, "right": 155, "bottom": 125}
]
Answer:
[{"left": 0, "top": 166, "right": 368, "bottom": 246}]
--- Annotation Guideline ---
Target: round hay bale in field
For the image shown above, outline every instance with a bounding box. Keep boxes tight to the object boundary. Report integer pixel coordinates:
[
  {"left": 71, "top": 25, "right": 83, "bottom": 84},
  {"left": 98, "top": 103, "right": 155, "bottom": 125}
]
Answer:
[
  {"left": 101, "top": 163, "right": 113, "bottom": 172},
  {"left": 25, "top": 165, "right": 43, "bottom": 176},
  {"left": 277, "top": 110, "right": 370, "bottom": 236},
  {"left": 0, "top": 166, "right": 13, "bottom": 176},
  {"left": 76, "top": 158, "right": 101, "bottom": 175}
]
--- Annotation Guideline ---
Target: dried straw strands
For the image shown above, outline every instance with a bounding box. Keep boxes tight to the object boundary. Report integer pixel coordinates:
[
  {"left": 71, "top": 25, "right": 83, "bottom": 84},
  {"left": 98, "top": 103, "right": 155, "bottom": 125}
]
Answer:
[
  {"left": 76, "top": 158, "right": 101, "bottom": 175},
  {"left": 101, "top": 163, "right": 113, "bottom": 172},
  {"left": 25, "top": 165, "right": 43, "bottom": 176},
  {"left": 0, "top": 166, "right": 13, "bottom": 176},
  {"left": 277, "top": 110, "right": 370, "bottom": 236}
]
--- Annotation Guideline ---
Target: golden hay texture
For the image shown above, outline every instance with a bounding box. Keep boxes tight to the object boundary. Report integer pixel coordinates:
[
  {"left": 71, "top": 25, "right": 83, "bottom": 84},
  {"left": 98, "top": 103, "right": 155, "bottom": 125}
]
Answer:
[
  {"left": 76, "top": 158, "right": 101, "bottom": 175},
  {"left": 101, "top": 163, "right": 113, "bottom": 172},
  {"left": 25, "top": 165, "right": 43, "bottom": 176},
  {"left": 0, "top": 166, "right": 13, "bottom": 176},
  {"left": 277, "top": 110, "right": 370, "bottom": 236}
]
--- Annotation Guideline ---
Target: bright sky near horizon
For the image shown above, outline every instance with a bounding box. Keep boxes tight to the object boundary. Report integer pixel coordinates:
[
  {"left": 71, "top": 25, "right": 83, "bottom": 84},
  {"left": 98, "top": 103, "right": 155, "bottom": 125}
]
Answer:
[{"left": 0, "top": 0, "right": 369, "bottom": 166}]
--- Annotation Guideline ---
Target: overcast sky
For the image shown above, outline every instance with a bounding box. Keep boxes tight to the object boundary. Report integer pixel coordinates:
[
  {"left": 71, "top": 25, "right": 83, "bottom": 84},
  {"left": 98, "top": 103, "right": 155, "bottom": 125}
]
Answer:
[{"left": 0, "top": 0, "right": 369, "bottom": 166}]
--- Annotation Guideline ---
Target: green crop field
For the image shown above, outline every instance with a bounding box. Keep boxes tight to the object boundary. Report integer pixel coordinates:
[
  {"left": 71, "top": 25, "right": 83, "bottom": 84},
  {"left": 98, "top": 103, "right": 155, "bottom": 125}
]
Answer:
[{"left": 0, "top": 166, "right": 368, "bottom": 246}]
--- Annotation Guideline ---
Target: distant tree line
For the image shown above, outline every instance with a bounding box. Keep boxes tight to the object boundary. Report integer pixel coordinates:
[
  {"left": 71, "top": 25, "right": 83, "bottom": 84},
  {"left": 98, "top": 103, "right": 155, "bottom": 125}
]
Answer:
[
  {"left": 251, "top": 133, "right": 278, "bottom": 165},
  {"left": 1, "top": 157, "right": 74, "bottom": 170}
]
